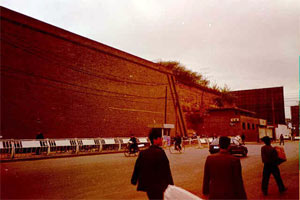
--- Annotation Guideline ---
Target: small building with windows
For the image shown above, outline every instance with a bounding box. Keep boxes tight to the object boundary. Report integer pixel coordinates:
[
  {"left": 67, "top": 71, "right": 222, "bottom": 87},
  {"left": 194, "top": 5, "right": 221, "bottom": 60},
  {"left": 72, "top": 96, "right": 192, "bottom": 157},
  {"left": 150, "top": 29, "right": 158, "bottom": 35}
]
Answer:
[{"left": 202, "top": 107, "right": 268, "bottom": 142}]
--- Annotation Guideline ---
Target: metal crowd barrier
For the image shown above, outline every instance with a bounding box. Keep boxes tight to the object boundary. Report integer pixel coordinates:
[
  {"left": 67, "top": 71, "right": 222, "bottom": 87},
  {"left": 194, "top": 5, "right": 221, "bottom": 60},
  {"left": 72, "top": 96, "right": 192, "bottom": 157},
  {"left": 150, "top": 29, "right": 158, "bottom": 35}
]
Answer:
[
  {"left": 137, "top": 137, "right": 150, "bottom": 149},
  {"left": 0, "top": 137, "right": 212, "bottom": 161},
  {"left": 0, "top": 139, "right": 14, "bottom": 159},
  {"left": 180, "top": 137, "right": 212, "bottom": 148},
  {"left": 77, "top": 138, "right": 101, "bottom": 154}
]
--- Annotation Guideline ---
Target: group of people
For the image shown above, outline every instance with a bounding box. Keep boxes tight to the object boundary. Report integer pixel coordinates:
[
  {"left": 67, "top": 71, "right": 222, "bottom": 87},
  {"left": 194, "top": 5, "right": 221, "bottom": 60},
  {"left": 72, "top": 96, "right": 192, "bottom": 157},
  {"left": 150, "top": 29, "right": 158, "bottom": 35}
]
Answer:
[{"left": 131, "top": 129, "right": 287, "bottom": 200}]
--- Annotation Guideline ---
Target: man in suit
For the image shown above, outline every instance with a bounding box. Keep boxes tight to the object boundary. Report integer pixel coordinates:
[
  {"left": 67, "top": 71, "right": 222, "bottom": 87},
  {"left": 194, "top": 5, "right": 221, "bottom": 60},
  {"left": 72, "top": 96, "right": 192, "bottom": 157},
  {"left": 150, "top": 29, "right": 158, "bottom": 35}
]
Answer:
[
  {"left": 261, "top": 136, "right": 286, "bottom": 195},
  {"left": 131, "top": 128, "right": 174, "bottom": 200},
  {"left": 203, "top": 136, "right": 247, "bottom": 199}
]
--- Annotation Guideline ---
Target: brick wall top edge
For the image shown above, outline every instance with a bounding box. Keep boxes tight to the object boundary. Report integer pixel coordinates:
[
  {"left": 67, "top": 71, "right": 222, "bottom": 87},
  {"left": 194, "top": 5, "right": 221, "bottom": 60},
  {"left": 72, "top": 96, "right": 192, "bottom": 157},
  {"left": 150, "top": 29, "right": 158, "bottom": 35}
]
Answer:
[
  {"left": 231, "top": 86, "right": 284, "bottom": 93},
  {"left": 208, "top": 107, "right": 256, "bottom": 115},
  {"left": 0, "top": 6, "right": 172, "bottom": 75}
]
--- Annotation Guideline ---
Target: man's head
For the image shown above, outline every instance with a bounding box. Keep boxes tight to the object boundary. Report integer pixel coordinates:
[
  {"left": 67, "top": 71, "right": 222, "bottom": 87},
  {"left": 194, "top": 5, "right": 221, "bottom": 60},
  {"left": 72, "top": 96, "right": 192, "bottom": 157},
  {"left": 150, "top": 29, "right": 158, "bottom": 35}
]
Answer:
[
  {"left": 219, "top": 136, "right": 230, "bottom": 149},
  {"left": 261, "top": 136, "right": 271, "bottom": 145},
  {"left": 149, "top": 128, "right": 162, "bottom": 146}
]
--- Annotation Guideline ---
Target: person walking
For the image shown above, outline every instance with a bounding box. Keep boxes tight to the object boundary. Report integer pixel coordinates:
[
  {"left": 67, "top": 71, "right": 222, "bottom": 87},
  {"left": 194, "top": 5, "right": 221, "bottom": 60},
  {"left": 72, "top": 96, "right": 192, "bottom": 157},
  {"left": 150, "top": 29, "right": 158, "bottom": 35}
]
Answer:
[
  {"left": 174, "top": 133, "right": 182, "bottom": 151},
  {"left": 261, "top": 136, "right": 287, "bottom": 195},
  {"left": 203, "top": 136, "right": 247, "bottom": 199},
  {"left": 279, "top": 134, "right": 284, "bottom": 145},
  {"left": 131, "top": 128, "right": 174, "bottom": 200},
  {"left": 129, "top": 134, "right": 138, "bottom": 153}
]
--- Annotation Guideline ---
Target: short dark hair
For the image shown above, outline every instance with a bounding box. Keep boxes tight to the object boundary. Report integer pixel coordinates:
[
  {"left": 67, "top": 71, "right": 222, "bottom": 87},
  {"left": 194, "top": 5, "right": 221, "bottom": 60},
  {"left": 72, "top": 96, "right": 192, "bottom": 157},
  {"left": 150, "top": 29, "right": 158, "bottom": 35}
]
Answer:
[
  {"left": 148, "top": 128, "right": 162, "bottom": 144},
  {"left": 261, "top": 136, "right": 271, "bottom": 145},
  {"left": 219, "top": 136, "right": 230, "bottom": 149}
]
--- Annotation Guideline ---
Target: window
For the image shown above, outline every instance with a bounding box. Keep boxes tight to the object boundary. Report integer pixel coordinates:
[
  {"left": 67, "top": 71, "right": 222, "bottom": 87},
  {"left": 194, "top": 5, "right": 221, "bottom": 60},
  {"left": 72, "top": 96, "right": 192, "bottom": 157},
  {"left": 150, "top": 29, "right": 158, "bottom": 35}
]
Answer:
[
  {"left": 252, "top": 124, "right": 255, "bottom": 130},
  {"left": 242, "top": 122, "right": 246, "bottom": 130},
  {"left": 247, "top": 123, "right": 250, "bottom": 129}
]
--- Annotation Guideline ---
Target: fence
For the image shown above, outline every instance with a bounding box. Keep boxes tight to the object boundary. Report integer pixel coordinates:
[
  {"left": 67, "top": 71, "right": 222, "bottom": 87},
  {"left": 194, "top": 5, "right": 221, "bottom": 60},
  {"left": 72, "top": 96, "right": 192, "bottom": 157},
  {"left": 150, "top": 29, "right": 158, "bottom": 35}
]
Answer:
[
  {"left": 0, "top": 137, "right": 150, "bottom": 161},
  {"left": 0, "top": 137, "right": 212, "bottom": 161}
]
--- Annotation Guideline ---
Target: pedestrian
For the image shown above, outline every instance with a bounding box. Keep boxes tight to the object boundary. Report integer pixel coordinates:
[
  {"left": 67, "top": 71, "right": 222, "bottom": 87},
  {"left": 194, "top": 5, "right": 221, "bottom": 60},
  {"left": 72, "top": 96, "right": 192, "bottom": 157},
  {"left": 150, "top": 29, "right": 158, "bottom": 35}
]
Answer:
[
  {"left": 261, "top": 136, "right": 287, "bottom": 196},
  {"left": 131, "top": 128, "right": 174, "bottom": 200},
  {"left": 241, "top": 133, "right": 246, "bottom": 145},
  {"left": 174, "top": 133, "right": 182, "bottom": 151},
  {"left": 36, "top": 132, "right": 44, "bottom": 139},
  {"left": 279, "top": 134, "right": 284, "bottom": 145},
  {"left": 203, "top": 136, "right": 247, "bottom": 199},
  {"left": 35, "top": 132, "right": 44, "bottom": 155},
  {"left": 129, "top": 134, "right": 138, "bottom": 153}
]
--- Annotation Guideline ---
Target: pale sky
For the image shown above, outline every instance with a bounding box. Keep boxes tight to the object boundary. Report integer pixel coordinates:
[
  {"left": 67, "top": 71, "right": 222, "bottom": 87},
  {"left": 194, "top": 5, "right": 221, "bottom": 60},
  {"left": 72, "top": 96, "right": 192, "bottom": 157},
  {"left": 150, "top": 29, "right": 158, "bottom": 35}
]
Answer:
[{"left": 1, "top": 0, "right": 299, "bottom": 118}]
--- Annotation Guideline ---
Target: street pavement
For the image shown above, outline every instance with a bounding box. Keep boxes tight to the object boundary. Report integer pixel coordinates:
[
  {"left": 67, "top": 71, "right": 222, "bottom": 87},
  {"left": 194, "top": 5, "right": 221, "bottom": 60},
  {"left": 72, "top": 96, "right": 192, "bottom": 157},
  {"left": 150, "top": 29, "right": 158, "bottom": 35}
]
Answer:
[{"left": 1, "top": 141, "right": 299, "bottom": 199}]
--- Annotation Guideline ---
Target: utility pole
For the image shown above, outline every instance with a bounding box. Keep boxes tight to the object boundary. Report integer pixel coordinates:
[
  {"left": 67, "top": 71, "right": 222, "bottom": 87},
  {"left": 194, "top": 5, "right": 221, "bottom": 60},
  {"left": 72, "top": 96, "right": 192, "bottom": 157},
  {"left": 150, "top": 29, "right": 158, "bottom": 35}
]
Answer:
[{"left": 164, "top": 86, "right": 168, "bottom": 124}]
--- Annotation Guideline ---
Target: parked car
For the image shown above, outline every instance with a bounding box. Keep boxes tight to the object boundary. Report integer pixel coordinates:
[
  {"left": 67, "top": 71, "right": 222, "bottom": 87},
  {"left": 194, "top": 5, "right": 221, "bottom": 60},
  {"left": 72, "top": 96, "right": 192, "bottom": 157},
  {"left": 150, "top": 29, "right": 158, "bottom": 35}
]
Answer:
[{"left": 209, "top": 137, "right": 248, "bottom": 157}]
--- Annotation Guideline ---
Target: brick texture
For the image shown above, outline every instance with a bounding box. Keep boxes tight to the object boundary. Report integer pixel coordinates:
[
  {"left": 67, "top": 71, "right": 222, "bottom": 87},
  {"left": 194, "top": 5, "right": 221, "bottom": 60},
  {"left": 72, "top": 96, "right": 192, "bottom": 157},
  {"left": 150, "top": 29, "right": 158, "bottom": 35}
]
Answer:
[{"left": 1, "top": 7, "right": 176, "bottom": 139}]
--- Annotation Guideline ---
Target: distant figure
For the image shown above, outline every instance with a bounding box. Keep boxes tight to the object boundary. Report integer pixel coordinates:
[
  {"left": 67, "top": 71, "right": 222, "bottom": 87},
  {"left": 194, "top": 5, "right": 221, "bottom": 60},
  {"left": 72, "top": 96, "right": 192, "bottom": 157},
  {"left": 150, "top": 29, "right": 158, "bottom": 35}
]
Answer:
[
  {"left": 36, "top": 132, "right": 44, "bottom": 139},
  {"left": 261, "top": 136, "right": 286, "bottom": 196},
  {"left": 129, "top": 134, "right": 138, "bottom": 153},
  {"left": 35, "top": 132, "right": 44, "bottom": 155},
  {"left": 203, "top": 136, "right": 247, "bottom": 199},
  {"left": 174, "top": 133, "right": 182, "bottom": 151},
  {"left": 241, "top": 133, "right": 246, "bottom": 145},
  {"left": 279, "top": 134, "right": 284, "bottom": 145},
  {"left": 131, "top": 128, "right": 174, "bottom": 200}
]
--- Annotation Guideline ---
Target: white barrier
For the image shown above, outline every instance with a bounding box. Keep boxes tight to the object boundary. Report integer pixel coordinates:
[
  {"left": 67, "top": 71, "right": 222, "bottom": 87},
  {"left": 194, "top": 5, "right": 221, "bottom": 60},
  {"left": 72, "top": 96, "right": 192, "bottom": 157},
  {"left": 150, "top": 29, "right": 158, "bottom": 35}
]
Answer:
[
  {"left": 121, "top": 138, "right": 130, "bottom": 144},
  {"left": 0, "top": 140, "right": 14, "bottom": 159},
  {"left": 55, "top": 140, "right": 71, "bottom": 147},
  {"left": 101, "top": 138, "right": 120, "bottom": 151},
  {"left": 200, "top": 139, "right": 207, "bottom": 144},
  {"left": 22, "top": 141, "right": 41, "bottom": 148},
  {"left": 77, "top": 139, "right": 101, "bottom": 153},
  {"left": 138, "top": 137, "right": 148, "bottom": 143},
  {"left": 82, "top": 139, "right": 95, "bottom": 145},
  {"left": 103, "top": 138, "right": 116, "bottom": 145},
  {"left": 0, "top": 136, "right": 216, "bottom": 161}
]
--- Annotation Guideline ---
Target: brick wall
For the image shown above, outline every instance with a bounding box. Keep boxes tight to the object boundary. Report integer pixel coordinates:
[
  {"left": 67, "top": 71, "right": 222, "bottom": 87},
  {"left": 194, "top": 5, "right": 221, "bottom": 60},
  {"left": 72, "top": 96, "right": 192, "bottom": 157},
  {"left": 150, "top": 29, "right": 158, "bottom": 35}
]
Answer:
[
  {"left": 1, "top": 7, "right": 176, "bottom": 139},
  {"left": 200, "top": 109, "right": 259, "bottom": 141},
  {"left": 176, "top": 83, "right": 234, "bottom": 135}
]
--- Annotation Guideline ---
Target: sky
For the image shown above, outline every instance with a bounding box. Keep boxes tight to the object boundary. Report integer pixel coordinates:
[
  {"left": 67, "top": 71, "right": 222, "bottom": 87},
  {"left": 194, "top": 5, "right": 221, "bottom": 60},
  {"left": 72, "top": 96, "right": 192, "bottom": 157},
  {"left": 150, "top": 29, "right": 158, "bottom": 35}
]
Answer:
[{"left": 1, "top": 0, "right": 299, "bottom": 118}]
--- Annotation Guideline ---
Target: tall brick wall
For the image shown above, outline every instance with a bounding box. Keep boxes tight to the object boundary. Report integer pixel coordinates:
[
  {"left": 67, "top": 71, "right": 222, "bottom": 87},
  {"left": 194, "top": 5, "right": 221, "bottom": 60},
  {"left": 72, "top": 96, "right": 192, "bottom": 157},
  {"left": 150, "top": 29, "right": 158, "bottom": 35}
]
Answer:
[{"left": 0, "top": 7, "right": 176, "bottom": 139}]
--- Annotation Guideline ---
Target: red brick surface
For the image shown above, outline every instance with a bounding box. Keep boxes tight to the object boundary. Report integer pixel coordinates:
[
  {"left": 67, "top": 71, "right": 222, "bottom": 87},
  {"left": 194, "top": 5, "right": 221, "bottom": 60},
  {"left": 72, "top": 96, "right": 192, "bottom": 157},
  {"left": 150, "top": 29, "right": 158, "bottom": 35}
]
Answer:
[{"left": 1, "top": 7, "right": 176, "bottom": 139}]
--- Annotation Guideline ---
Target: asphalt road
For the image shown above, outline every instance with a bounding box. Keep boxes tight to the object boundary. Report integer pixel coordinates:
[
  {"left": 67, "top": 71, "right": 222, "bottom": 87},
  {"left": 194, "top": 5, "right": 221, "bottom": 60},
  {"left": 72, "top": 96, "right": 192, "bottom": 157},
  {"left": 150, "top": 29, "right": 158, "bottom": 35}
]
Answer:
[{"left": 1, "top": 141, "right": 299, "bottom": 199}]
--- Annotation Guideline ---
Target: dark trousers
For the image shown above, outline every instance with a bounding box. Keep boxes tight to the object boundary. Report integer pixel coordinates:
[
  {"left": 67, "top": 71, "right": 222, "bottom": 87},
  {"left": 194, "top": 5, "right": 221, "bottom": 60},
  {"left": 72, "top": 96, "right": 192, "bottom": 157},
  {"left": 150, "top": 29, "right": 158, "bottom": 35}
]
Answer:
[
  {"left": 175, "top": 143, "right": 181, "bottom": 150},
  {"left": 262, "top": 164, "right": 285, "bottom": 192},
  {"left": 280, "top": 140, "right": 284, "bottom": 145},
  {"left": 146, "top": 190, "right": 164, "bottom": 200}
]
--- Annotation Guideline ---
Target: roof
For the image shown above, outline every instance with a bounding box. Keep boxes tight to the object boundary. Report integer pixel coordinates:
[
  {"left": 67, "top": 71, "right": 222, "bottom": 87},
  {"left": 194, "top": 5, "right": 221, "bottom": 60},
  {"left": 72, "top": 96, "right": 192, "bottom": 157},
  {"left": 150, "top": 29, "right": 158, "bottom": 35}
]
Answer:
[
  {"left": 231, "top": 86, "right": 284, "bottom": 93},
  {"left": 208, "top": 107, "right": 256, "bottom": 115}
]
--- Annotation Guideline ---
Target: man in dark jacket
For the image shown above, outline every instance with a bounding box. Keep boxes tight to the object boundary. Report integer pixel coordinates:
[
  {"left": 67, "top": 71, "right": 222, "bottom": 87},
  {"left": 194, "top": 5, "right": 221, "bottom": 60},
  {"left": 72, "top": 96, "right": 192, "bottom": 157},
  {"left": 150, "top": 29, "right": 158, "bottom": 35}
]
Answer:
[
  {"left": 131, "top": 128, "right": 174, "bottom": 200},
  {"left": 203, "top": 136, "right": 247, "bottom": 199},
  {"left": 261, "top": 136, "right": 286, "bottom": 195}
]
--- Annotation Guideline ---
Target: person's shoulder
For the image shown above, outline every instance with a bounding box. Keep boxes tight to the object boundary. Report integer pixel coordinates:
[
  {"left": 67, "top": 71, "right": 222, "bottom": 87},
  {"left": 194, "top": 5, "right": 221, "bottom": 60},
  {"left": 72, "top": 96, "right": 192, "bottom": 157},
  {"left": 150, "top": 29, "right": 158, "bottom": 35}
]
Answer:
[
  {"left": 147, "top": 145, "right": 164, "bottom": 152},
  {"left": 144, "top": 146, "right": 165, "bottom": 157},
  {"left": 206, "top": 153, "right": 221, "bottom": 160}
]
